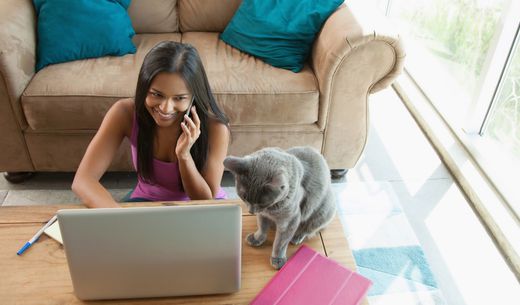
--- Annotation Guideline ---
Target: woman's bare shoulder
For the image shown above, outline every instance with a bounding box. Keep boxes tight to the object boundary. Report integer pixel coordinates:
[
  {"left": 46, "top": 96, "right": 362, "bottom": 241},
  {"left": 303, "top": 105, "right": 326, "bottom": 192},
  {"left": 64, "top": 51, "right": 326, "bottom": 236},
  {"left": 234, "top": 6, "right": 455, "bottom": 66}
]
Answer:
[
  {"left": 108, "top": 98, "right": 135, "bottom": 138},
  {"left": 207, "top": 117, "right": 230, "bottom": 148},
  {"left": 116, "top": 98, "right": 135, "bottom": 115},
  {"left": 208, "top": 118, "right": 229, "bottom": 135}
]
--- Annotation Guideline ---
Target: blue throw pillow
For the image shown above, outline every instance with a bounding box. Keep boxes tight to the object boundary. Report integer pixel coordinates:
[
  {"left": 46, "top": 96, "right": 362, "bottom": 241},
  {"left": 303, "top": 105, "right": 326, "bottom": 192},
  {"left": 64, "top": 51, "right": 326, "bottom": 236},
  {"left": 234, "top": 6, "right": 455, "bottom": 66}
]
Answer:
[
  {"left": 220, "top": 0, "right": 343, "bottom": 73},
  {"left": 33, "top": 0, "right": 136, "bottom": 71}
]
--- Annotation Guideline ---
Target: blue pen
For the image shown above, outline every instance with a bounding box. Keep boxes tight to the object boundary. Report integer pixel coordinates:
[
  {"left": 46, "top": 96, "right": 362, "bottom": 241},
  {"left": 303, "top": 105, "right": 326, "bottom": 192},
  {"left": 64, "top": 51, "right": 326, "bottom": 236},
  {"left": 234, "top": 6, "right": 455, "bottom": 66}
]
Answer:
[{"left": 17, "top": 215, "right": 58, "bottom": 256}]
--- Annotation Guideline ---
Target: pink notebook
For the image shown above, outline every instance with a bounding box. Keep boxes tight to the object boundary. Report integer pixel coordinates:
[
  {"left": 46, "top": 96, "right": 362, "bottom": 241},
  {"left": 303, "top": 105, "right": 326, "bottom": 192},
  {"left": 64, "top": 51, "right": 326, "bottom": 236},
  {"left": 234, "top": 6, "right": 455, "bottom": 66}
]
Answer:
[{"left": 250, "top": 245, "right": 372, "bottom": 305}]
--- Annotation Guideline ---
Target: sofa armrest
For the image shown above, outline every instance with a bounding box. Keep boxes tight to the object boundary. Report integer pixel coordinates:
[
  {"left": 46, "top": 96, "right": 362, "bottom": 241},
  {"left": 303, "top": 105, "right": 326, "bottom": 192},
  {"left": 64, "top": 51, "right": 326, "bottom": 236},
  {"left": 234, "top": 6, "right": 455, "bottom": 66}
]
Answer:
[
  {"left": 310, "top": 2, "right": 405, "bottom": 169},
  {"left": 0, "top": 0, "right": 37, "bottom": 171}
]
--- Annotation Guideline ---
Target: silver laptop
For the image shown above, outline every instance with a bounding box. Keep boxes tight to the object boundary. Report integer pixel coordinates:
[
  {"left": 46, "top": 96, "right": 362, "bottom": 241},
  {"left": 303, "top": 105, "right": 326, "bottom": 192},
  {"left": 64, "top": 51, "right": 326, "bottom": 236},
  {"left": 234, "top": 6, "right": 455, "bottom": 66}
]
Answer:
[{"left": 57, "top": 204, "right": 242, "bottom": 300}]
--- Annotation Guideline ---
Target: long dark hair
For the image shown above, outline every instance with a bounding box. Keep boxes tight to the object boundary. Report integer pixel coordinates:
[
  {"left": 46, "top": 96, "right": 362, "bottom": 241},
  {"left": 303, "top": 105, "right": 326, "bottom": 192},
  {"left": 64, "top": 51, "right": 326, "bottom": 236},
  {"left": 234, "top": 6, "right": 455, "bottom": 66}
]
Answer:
[{"left": 134, "top": 41, "right": 229, "bottom": 183}]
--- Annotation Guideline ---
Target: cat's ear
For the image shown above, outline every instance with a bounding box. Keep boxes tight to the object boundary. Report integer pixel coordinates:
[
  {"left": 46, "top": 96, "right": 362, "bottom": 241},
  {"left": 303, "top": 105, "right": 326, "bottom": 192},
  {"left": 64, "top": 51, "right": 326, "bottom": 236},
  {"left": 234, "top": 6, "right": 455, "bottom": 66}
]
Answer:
[
  {"left": 267, "top": 173, "right": 287, "bottom": 191},
  {"left": 224, "top": 156, "right": 248, "bottom": 174}
]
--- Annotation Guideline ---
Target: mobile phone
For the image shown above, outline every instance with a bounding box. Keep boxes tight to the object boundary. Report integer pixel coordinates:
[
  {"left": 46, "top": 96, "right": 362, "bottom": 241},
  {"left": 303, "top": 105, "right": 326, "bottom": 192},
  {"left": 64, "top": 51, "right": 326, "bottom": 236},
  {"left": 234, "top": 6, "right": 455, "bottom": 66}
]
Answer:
[{"left": 185, "top": 96, "right": 194, "bottom": 118}]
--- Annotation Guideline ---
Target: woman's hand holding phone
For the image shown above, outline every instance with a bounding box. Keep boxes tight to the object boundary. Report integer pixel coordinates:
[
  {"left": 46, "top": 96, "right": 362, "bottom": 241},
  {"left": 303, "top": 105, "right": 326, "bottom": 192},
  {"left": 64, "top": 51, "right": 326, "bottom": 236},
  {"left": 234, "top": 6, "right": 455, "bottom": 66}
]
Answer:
[{"left": 175, "top": 104, "right": 200, "bottom": 160}]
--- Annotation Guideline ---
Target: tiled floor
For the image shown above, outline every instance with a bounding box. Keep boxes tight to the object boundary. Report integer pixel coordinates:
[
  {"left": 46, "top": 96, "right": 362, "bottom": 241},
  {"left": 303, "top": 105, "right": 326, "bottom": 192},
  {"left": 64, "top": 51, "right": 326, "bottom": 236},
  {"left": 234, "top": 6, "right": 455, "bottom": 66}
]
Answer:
[{"left": 2, "top": 87, "right": 519, "bottom": 304}]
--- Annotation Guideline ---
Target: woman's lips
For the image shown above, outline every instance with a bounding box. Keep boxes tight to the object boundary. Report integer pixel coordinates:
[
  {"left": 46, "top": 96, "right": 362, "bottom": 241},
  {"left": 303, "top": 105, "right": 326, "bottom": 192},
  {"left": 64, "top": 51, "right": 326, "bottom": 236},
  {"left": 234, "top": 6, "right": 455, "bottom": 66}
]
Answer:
[{"left": 153, "top": 107, "right": 176, "bottom": 120}]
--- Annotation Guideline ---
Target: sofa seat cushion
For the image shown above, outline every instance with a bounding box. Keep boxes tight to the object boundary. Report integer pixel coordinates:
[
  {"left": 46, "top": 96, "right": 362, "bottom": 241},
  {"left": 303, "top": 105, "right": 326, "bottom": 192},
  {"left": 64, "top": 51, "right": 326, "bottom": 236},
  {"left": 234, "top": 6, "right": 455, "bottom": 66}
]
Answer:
[
  {"left": 22, "top": 32, "right": 319, "bottom": 130},
  {"left": 22, "top": 34, "right": 181, "bottom": 131},
  {"left": 182, "top": 32, "right": 319, "bottom": 126}
]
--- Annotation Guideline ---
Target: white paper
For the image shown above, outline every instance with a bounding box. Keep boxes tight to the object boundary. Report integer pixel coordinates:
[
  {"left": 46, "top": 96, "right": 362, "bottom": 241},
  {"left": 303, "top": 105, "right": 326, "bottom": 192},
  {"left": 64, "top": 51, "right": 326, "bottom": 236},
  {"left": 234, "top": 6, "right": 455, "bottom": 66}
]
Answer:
[{"left": 43, "top": 220, "right": 62, "bottom": 244}]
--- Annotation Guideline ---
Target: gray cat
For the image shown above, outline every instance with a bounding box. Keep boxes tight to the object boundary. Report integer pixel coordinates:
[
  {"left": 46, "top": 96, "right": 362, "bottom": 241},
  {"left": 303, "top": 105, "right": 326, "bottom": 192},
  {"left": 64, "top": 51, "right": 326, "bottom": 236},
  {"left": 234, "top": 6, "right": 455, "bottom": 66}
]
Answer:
[{"left": 223, "top": 146, "right": 336, "bottom": 269}]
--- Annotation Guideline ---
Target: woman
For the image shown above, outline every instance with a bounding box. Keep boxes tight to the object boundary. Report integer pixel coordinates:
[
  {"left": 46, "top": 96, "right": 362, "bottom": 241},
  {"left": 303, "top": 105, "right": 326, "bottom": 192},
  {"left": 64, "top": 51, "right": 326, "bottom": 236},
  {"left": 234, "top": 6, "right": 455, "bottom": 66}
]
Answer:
[{"left": 72, "top": 41, "right": 230, "bottom": 208}]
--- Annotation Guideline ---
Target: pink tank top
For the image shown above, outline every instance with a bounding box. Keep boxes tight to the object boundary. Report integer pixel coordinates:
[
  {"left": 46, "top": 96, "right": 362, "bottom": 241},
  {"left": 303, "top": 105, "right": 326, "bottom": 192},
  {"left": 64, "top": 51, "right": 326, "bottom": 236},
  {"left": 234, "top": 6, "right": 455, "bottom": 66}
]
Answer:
[{"left": 129, "top": 114, "right": 226, "bottom": 201}]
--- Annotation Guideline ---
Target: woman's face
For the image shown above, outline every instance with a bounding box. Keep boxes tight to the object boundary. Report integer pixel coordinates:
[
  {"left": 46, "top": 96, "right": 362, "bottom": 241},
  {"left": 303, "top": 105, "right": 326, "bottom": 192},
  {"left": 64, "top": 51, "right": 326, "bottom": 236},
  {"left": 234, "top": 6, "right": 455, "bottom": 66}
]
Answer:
[{"left": 145, "top": 72, "right": 192, "bottom": 128}]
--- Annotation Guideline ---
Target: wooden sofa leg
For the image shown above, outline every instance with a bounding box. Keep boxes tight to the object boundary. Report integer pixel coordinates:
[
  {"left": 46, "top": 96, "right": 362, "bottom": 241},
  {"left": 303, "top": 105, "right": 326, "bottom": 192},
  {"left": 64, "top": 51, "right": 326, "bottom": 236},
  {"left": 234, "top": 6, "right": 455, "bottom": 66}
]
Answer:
[
  {"left": 330, "top": 169, "right": 348, "bottom": 179},
  {"left": 3, "top": 172, "right": 35, "bottom": 184}
]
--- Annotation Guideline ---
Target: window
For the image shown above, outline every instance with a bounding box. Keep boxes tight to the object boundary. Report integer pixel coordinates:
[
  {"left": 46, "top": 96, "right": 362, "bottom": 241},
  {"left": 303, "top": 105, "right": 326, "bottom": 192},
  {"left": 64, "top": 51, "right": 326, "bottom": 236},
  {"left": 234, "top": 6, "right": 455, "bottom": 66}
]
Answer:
[
  {"left": 483, "top": 30, "right": 520, "bottom": 159},
  {"left": 363, "top": 0, "right": 520, "bottom": 286},
  {"left": 479, "top": 28, "right": 520, "bottom": 216},
  {"left": 385, "top": 0, "right": 508, "bottom": 124},
  {"left": 371, "top": 0, "right": 520, "bottom": 214}
]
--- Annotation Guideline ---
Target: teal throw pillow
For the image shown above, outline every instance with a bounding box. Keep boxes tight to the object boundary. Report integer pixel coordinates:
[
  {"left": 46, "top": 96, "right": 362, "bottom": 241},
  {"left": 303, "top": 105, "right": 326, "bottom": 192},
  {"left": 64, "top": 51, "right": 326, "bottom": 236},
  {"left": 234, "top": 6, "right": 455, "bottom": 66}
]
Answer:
[
  {"left": 220, "top": 0, "right": 343, "bottom": 73},
  {"left": 33, "top": 0, "right": 136, "bottom": 71}
]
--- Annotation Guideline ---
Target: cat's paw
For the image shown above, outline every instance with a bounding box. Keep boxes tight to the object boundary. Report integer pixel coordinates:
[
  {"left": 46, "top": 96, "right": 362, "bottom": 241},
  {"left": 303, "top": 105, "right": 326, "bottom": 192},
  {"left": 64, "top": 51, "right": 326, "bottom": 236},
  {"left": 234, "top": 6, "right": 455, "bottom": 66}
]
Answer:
[
  {"left": 246, "top": 233, "right": 266, "bottom": 247},
  {"left": 270, "top": 256, "right": 287, "bottom": 270}
]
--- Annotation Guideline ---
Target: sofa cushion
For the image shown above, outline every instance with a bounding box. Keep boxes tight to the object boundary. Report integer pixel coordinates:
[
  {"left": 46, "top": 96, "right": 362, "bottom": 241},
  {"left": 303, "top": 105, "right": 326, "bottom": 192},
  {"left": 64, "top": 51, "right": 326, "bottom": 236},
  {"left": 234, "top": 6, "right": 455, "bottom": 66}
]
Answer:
[
  {"left": 220, "top": 0, "right": 343, "bottom": 72},
  {"left": 22, "top": 34, "right": 181, "bottom": 131},
  {"left": 182, "top": 32, "right": 319, "bottom": 126},
  {"left": 33, "top": 0, "right": 137, "bottom": 71},
  {"left": 179, "top": 0, "right": 242, "bottom": 32},
  {"left": 128, "top": 0, "right": 179, "bottom": 33}
]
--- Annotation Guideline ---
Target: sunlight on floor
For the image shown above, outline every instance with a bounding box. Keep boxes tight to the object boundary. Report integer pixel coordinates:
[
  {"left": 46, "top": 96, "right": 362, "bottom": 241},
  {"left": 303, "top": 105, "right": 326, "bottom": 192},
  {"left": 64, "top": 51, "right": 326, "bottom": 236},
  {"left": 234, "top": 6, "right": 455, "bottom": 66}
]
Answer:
[
  {"left": 425, "top": 184, "right": 520, "bottom": 305},
  {"left": 367, "top": 88, "right": 450, "bottom": 196},
  {"left": 337, "top": 181, "right": 420, "bottom": 249},
  {"left": 350, "top": 88, "right": 520, "bottom": 304},
  {"left": 351, "top": 162, "right": 377, "bottom": 182},
  {"left": 369, "top": 290, "right": 446, "bottom": 305}
]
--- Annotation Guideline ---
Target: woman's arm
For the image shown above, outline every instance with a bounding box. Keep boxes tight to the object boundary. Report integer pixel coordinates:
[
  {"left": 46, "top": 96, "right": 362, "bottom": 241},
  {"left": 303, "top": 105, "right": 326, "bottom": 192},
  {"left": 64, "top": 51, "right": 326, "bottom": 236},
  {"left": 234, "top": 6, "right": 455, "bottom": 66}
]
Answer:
[
  {"left": 72, "top": 99, "right": 133, "bottom": 208},
  {"left": 177, "top": 108, "right": 230, "bottom": 199}
]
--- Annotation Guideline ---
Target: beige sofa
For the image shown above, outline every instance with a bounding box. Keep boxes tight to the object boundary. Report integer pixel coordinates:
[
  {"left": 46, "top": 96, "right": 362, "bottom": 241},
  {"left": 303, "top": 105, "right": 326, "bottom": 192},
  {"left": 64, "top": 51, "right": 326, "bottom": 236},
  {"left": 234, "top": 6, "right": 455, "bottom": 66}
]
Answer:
[{"left": 0, "top": 0, "right": 404, "bottom": 180}]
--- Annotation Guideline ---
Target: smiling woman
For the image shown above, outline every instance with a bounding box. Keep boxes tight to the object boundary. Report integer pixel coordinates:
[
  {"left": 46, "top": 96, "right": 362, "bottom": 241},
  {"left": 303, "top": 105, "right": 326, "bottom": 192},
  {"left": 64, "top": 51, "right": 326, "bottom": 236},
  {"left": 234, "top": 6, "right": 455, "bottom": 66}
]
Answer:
[
  {"left": 145, "top": 73, "right": 193, "bottom": 125},
  {"left": 71, "top": 41, "right": 231, "bottom": 208}
]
